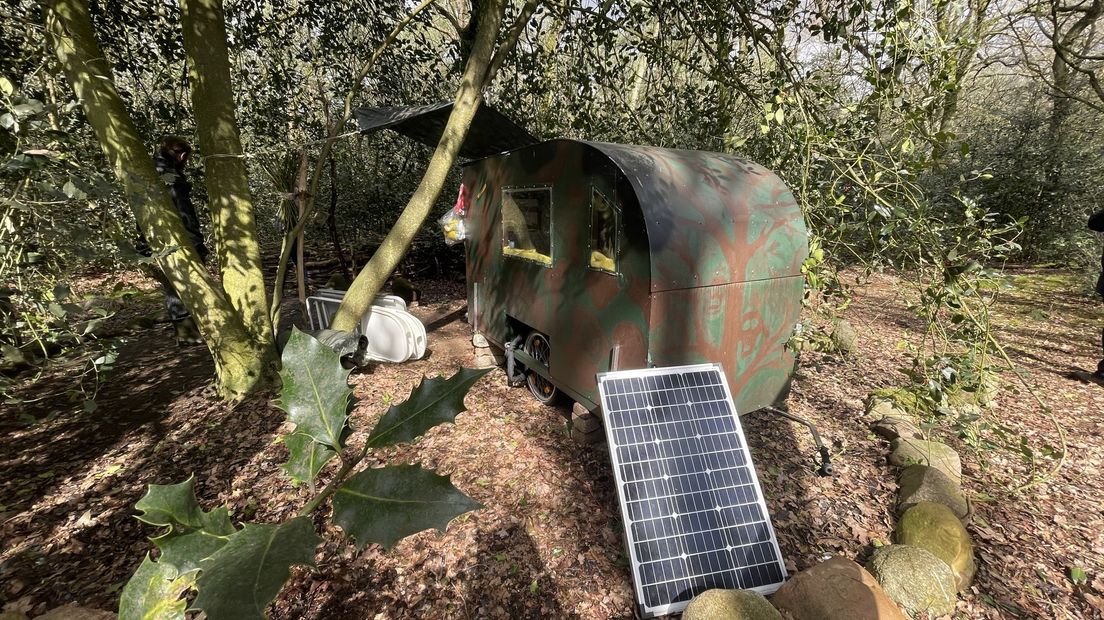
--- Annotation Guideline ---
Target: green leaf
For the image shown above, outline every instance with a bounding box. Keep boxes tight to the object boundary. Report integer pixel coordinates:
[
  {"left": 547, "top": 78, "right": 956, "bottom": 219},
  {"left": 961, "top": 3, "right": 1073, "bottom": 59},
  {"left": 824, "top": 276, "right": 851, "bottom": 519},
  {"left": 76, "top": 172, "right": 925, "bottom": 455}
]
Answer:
[
  {"left": 1070, "top": 566, "right": 1088, "bottom": 585},
  {"left": 277, "top": 327, "right": 352, "bottom": 449},
  {"left": 365, "top": 367, "right": 491, "bottom": 448},
  {"left": 332, "top": 464, "right": 482, "bottom": 550},
  {"left": 282, "top": 431, "right": 336, "bottom": 484},
  {"left": 118, "top": 554, "right": 195, "bottom": 620},
  {"left": 192, "top": 517, "right": 319, "bottom": 620},
  {"left": 1, "top": 343, "right": 25, "bottom": 364},
  {"left": 134, "top": 477, "right": 232, "bottom": 532},
  {"left": 134, "top": 477, "right": 206, "bottom": 529},
  {"left": 155, "top": 530, "right": 230, "bottom": 575},
  {"left": 0, "top": 77, "right": 12, "bottom": 96},
  {"left": 62, "top": 180, "right": 87, "bottom": 200}
]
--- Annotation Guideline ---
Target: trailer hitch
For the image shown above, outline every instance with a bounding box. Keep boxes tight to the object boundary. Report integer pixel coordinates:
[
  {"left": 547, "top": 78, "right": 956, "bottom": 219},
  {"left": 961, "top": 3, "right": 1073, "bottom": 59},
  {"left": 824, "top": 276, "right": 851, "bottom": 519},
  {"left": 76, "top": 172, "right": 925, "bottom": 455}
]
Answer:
[
  {"left": 763, "top": 407, "right": 834, "bottom": 477},
  {"left": 504, "top": 335, "right": 526, "bottom": 387}
]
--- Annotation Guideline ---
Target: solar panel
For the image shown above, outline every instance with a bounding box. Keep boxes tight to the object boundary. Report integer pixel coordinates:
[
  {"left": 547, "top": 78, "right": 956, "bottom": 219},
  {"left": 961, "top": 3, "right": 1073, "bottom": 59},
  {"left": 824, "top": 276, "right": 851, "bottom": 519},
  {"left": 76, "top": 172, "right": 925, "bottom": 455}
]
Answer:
[{"left": 597, "top": 363, "right": 787, "bottom": 618}]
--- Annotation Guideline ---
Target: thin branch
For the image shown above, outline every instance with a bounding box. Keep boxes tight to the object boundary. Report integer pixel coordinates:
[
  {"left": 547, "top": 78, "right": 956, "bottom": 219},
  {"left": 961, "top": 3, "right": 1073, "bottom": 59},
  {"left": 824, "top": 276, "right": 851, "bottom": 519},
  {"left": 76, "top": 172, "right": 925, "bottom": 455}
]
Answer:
[{"left": 269, "top": 0, "right": 440, "bottom": 323}]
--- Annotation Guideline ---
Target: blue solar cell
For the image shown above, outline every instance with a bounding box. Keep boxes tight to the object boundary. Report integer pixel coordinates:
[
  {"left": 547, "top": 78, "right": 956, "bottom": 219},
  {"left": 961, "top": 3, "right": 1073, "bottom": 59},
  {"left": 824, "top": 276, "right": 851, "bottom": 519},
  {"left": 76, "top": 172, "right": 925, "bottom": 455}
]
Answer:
[{"left": 598, "top": 364, "right": 787, "bottom": 618}]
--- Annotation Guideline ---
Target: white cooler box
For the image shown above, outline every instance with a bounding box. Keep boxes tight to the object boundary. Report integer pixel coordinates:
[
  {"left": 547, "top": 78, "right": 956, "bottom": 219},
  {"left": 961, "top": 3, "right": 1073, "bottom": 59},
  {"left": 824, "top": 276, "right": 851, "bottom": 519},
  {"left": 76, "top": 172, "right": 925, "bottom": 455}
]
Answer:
[{"left": 306, "top": 290, "right": 426, "bottom": 362}]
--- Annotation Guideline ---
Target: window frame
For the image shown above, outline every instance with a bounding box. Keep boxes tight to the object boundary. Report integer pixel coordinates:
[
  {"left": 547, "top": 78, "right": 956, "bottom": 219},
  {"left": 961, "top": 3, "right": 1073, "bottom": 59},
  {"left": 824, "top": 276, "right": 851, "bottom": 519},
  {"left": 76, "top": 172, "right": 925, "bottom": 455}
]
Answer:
[
  {"left": 500, "top": 185, "right": 554, "bottom": 268},
  {"left": 587, "top": 187, "right": 621, "bottom": 276}
]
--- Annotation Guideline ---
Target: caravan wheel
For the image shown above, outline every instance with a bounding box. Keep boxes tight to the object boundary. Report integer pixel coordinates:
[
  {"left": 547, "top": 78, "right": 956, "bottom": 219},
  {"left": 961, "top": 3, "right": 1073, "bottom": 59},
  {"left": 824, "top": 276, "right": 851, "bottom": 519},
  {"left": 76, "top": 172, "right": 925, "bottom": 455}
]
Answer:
[{"left": 524, "top": 331, "right": 561, "bottom": 405}]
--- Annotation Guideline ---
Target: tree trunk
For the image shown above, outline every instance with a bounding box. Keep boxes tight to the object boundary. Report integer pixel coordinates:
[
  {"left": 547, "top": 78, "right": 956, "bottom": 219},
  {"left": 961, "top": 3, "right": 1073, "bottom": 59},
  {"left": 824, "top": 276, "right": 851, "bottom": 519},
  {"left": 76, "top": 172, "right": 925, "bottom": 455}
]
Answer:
[
  {"left": 179, "top": 0, "right": 276, "bottom": 355},
  {"left": 327, "top": 155, "right": 353, "bottom": 281},
  {"left": 329, "top": 0, "right": 509, "bottom": 332},
  {"left": 46, "top": 0, "right": 272, "bottom": 399}
]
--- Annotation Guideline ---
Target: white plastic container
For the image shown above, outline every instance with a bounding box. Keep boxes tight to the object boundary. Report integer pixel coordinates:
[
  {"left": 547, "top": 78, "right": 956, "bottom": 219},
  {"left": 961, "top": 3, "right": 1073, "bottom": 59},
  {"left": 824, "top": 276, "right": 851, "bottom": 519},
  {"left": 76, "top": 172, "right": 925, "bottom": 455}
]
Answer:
[{"left": 304, "top": 290, "right": 425, "bottom": 362}]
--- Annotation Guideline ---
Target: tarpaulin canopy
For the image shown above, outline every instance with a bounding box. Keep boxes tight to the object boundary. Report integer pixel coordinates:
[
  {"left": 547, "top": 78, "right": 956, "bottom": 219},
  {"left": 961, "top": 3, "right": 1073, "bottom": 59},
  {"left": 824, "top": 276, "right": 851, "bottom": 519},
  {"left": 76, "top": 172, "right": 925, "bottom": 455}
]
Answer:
[{"left": 352, "top": 101, "right": 537, "bottom": 160}]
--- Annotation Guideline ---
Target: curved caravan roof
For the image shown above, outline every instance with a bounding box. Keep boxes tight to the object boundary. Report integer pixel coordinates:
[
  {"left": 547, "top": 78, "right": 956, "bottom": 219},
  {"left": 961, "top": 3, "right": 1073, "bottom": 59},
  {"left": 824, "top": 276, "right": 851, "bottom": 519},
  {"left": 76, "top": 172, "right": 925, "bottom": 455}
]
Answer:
[{"left": 578, "top": 141, "right": 808, "bottom": 292}]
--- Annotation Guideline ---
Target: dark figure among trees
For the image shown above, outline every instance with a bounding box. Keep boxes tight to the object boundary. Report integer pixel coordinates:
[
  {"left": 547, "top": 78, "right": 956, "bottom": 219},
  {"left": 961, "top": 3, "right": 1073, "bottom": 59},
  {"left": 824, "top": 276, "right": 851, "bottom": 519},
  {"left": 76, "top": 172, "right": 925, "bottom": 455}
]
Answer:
[
  {"left": 1090, "top": 209, "right": 1104, "bottom": 379},
  {"left": 137, "top": 136, "right": 207, "bottom": 345}
]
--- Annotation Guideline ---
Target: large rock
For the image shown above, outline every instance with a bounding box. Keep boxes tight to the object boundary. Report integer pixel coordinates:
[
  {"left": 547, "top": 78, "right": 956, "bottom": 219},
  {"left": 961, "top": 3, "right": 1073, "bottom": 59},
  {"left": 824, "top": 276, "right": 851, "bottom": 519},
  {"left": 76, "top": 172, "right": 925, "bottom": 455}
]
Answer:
[
  {"left": 865, "top": 398, "right": 905, "bottom": 420},
  {"left": 888, "top": 438, "right": 962, "bottom": 483},
  {"left": 946, "top": 374, "right": 999, "bottom": 409},
  {"left": 771, "top": 556, "right": 907, "bottom": 620},
  {"left": 682, "top": 589, "right": 782, "bottom": 620},
  {"left": 871, "top": 415, "right": 923, "bottom": 441},
  {"left": 896, "top": 502, "right": 977, "bottom": 590},
  {"left": 831, "top": 319, "right": 859, "bottom": 354},
  {"left": 865, "top": 545, "right": 957, "bottom": 616},
  {"left": 898, "top": 465, "right": 970, "bottom": 521},
  {"left": 867, "top": 387, "right": 922, "bottom": 414}
]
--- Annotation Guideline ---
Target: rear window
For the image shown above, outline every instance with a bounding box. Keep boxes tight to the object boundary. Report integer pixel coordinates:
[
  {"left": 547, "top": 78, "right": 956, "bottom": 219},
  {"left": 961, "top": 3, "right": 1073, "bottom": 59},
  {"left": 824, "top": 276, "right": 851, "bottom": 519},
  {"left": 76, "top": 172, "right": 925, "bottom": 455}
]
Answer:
[
  {"left": 501, "top": 188, "right": 552, "bottom": 266},
  {"left": 589, "top": 189, "right": 619, "bottom": 274}
]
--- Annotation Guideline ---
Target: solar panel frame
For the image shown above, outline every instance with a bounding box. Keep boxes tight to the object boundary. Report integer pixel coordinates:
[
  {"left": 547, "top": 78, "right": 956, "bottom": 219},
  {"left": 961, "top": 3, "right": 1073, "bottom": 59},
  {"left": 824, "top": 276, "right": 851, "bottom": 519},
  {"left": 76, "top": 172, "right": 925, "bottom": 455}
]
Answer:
[{"left": 597, "top": 363, "right": 787, "bottom": 618}]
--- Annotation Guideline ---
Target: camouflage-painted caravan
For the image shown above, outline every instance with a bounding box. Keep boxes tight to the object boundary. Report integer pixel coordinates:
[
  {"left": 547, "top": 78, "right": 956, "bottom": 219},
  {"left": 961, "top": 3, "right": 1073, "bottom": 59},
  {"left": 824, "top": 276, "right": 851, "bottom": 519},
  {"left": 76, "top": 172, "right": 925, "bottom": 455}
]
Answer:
[
  {"left": 353, "top": 104, "right": 808, "bottom": 417},
  {"left": 459, "top": 139, "right": 808, "bottom": 416}
]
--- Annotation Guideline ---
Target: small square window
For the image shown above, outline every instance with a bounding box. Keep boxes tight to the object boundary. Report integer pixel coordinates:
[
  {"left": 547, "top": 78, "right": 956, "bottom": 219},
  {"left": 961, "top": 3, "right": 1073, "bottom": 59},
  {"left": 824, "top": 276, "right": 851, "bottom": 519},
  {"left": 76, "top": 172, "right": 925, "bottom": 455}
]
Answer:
[
  {"left": 501, "top": 188, "right": 552, "bottom": 266},
  {"left": 589, "top": 189, "right": 619, "bottom": 274}
]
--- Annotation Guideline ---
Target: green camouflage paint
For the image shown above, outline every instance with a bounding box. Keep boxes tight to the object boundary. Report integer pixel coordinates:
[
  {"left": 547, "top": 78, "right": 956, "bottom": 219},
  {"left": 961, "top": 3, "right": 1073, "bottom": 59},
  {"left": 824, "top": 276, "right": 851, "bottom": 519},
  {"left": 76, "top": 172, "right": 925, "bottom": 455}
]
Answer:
[{"left": 462, "top": 139, "right": 807, "bottom": 414}]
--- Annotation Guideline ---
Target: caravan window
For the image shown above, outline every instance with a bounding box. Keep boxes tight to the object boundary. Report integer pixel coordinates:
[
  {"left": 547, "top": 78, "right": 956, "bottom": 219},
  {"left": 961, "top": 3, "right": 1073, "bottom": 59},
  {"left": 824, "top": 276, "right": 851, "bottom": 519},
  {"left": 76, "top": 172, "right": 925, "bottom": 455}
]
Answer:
[
  {"left": 588, "top": 189, "right": 619, "bottom": 274},
  {"left": 501, "top": 188, "right": 552, "bottom": 266}
]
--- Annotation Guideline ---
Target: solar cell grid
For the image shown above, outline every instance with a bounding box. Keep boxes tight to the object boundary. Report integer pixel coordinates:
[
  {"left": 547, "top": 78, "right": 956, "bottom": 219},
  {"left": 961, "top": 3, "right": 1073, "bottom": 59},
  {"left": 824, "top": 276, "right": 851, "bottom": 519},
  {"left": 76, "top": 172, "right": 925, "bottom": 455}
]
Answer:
[{"left": 597, "top": 363, "right": 787, "bottom": 618}]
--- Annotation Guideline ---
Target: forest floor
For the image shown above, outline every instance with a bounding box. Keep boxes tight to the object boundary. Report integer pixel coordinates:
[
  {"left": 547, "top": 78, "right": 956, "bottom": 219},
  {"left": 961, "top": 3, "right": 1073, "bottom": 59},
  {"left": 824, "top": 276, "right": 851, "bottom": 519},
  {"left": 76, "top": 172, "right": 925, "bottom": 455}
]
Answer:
[{"left": 1, "top": 267, "right": 1103, "bottom": 619}]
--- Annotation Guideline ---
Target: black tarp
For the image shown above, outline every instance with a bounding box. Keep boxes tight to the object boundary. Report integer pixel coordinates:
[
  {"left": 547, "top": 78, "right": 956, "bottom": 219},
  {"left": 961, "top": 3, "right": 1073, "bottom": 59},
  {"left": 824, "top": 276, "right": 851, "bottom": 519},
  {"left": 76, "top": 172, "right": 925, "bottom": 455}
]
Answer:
[{"left": 352, "top": 102, "right": 537, "bottom": 160}]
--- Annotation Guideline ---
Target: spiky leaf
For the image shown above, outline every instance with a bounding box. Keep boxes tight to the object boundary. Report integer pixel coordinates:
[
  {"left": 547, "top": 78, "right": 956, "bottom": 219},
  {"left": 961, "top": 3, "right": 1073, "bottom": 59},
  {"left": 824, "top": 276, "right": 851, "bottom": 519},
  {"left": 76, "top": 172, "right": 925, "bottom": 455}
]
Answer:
[
  {"left": 277, "top": 327, "right": 352, "bottom": 449},
  {"left": 332, "top": 464, "right": 482, "bottom": 549},
  {"left": 282, "top": 431, "right": 336, "bottom": 484},
  {"left": 118, "top": 554, "right": 195, "bottom": 620},
  {"left": 153, "top": 526, "right": 233, "bottom": 575},
  {"left": 191, "top": 516, "right": 319, "bottom": 620},
  {"left": 135, "top": 476, "right": 227, "bottom": 531},
  {"left": 365, "top": 367, "right": 491, "bottom": 448}
]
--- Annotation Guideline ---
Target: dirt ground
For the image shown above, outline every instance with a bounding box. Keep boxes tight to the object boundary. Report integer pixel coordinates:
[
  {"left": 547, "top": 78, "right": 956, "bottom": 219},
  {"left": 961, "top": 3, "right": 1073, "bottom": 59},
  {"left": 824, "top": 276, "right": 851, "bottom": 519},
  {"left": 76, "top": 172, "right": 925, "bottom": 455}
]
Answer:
[{"left": 1, "top": 268, "right": 1102, "bottom": 619}]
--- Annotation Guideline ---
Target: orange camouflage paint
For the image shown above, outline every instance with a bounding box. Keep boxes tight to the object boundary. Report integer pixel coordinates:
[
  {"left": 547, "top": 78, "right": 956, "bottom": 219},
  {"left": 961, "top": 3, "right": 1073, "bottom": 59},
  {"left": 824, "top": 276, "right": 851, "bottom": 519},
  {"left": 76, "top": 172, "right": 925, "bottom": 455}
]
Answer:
[{"left": 462, "top": 139, "right": 807, "bottom": 415}]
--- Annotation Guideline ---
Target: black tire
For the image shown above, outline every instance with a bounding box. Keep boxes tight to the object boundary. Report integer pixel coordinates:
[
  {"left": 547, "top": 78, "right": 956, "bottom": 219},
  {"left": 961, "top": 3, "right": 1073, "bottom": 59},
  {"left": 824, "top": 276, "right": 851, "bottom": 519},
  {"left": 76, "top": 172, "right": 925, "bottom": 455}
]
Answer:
[{"left": 524, "top": 331, "right": 561, "bottom": 405}]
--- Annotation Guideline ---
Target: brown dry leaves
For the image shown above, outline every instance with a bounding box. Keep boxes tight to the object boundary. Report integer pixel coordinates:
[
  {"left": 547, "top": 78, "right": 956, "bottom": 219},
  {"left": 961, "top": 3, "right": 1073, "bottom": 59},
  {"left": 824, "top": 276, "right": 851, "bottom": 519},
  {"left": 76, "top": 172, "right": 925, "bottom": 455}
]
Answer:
[{"left": 2, "top": 271, "right": 1103, "bottom": 619}]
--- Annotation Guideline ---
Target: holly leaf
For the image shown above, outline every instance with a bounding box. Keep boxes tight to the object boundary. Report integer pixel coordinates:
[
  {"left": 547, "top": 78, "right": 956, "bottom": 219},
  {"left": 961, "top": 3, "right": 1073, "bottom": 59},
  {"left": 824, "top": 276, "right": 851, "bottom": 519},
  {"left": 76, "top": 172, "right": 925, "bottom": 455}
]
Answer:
[
  {"left": 118, "top": 554, "right": 196, "bottom": 620},
  {"left": 134, "top": 476, "right": 209, "bottom": 530},
  {"left": 282, "top": 431, "right": 336, "bottom": 484},
  {"left": 277, "top": 327, "right": 352, "bottom": 449},
  {"left": 191, "top": 517, "right": 319, "bottom": 620},
  {"left": 332, "top": 464, "right": 482, "bottom": 550},
  {"left": 153, "top": 523, "right": 233, "bottom": 575},
  {"left": 365, "top": 367, "right": 491, "bottom": 448}
]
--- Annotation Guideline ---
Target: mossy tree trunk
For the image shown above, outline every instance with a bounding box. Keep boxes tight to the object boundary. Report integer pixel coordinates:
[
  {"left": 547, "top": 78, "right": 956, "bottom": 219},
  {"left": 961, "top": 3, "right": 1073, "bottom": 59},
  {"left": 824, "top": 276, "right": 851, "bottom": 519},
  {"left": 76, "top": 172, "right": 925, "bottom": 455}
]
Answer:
[
  {"left": 45, "top": 0, "right": 273, "bottom": 399},
  {"left": 180, "top": 0, "right": 276, "bottom": 351},
  {"left": 330, "top": 0, "right": 533, "bottom": 331}
]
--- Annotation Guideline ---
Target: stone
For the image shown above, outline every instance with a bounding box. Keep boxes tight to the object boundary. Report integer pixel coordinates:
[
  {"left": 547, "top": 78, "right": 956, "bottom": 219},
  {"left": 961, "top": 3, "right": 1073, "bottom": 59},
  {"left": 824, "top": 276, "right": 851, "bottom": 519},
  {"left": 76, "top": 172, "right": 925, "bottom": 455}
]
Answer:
[
  {"left": 945, "top": 402, "right": 982, "bottom": 420},
  {"left": 770, "top": 556, "right": 908, "bottom": 620},
  {"left": 34, "top": 606, "right": 115, "bottom": 620},
  {"left": 945, "top": 374, "right": 999, "bottom": 409},
  {"left": 896, "top": 502, "right": 976, "bottom": 590},
  {"left": 472, "top": 332, "right": 490, "bottom": 348},
  {"left": 0, "top": 612, "right": 29, "bottom": 620},
  {"left": 682, "top": 589, "right": 782, "bottom": 620},
  {"left": 865, "top": 545, "right": 957, "bottom": 616},
  {"left": 831, "top": 319, "right": 859, "bottom": 354},
  {"left": 870, "top": 415, "right": 923, "bottom": 441},
  {"left": 898, "top": 465, "right": 970, "bottom": 521},
  {"left": 473, "top": 352, "right": 496, "bottom": 368},
  {"left": 868, "top": 387, "right": 922, "bottom": 414},
  {"left": 569, "top": 404, "right": 604, "bottom": 444},
  {"left": 864, "top": 398, "right": 907, "bottom": 421},
  {"left": 888, "top": 438, "right": 961, "bottom": 483}
]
